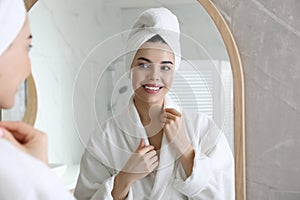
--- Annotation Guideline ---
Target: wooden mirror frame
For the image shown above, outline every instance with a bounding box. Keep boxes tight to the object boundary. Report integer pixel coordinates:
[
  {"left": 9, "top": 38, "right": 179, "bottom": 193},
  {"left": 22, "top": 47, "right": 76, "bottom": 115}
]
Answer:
[
  {"left": 197, "top": 1, "right": 246, "bottom": 200},
  {"left": 22, "top": 0, "right": 39, "bottom": 125},
  {"left": 26, "top": 0, "right": 246, "bottom": 199}
]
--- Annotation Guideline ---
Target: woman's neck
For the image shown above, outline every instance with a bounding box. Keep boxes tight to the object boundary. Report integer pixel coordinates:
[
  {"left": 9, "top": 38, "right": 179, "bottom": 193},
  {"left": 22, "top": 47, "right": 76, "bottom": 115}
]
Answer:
[
  {"left": 134, "top": 96, "right": 164, "bottom": 125},
  {"left": 134, "top": 96, "right": 164, "bottom": 148}
]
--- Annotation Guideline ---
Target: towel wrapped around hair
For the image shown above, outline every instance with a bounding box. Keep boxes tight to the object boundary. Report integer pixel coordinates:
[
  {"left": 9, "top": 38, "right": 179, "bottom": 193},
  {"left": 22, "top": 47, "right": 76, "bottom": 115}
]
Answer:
[
  {"left": 125, "top": 7, "right": 181, "bottom": 72},
  {"left": 0, "top": 0, "right": 26, "bottom": 56}
]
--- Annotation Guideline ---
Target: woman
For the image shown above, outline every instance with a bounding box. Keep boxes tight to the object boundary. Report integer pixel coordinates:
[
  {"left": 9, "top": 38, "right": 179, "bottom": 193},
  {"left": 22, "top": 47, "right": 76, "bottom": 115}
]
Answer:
[
  {"left": 75, "top": 8, "right": 234, "bottom": 200},
  {"left": 0, "top": 0, "right": 75, "bottom": 199}
]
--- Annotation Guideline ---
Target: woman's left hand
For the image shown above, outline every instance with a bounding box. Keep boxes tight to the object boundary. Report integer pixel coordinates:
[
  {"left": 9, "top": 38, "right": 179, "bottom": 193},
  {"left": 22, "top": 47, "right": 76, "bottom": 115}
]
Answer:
[
  {"left": 161, "top": 108, "right": 191, "bottom": 156},
  {"left": 161, "top": 108, "right": 195, "bottom": 176}
]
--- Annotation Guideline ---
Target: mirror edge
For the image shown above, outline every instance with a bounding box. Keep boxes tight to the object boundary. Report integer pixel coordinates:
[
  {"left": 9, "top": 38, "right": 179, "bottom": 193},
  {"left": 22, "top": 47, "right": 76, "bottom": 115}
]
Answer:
[
  {"left": 22, "top": 0, "right": 39, "bottom": 126},
  {"left": 197, "top": 1, "right": 246, "bottom": 200},
  {"left": 22, "top": 74, "right": 37, "bottom": 125},
  {"left": 25, "top": 0, "right": 38, "bottom": 11}
]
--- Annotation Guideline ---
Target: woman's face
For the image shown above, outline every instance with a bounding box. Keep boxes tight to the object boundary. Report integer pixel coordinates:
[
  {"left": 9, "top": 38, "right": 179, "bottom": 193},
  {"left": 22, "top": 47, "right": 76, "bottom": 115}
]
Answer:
[
  {"left": 0, "top": 15, "right": 32, "bottom": 109},
  {"left": 131, "top": 42, "right": 175, "bottom": 105}
]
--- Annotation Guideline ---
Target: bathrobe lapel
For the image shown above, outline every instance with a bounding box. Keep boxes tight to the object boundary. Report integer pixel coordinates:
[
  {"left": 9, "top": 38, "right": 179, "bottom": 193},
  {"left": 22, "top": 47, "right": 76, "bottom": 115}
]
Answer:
[
  {"left": 149, "top": 134, "right": 177, "bottom": 199},
  {"left": 149, "top": 95, "right": 181, "bottom": 199},
  {"left": 115, "top": 97, "right": 149, "bottom": 152}
]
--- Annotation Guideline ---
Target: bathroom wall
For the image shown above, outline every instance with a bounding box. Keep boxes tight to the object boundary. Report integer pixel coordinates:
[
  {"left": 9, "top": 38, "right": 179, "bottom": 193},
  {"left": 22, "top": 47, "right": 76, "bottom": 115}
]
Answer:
[
  {"left": 29, "top": 0, "right": 124, "bottom": 165},
  {"left": 212, "top": 0, "right": 300, "bottom": 199}
]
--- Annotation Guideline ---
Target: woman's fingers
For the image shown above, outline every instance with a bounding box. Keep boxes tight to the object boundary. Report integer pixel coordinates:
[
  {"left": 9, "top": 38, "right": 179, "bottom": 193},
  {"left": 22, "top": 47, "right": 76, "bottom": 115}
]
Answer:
[
  {"left": 136, "top": 144, "right": 155, "bottom": 154},
  {"left": 0, "top": 121, "right": 37, "bottom": 143},
  {"left": 0, "top": 121, "right": 33, "bottom": 132},
  {"left": 150, "top": 159, "right": 159, "bottom": 170},
  {"left": 0, "top": 128, "right": 24, "bottom": 150},
  {"left": 145, "top": 149, "right": 157, "bottom": 159},
  {"left": 164, "top": 108, "right": 181, "bottom": 117},
  {"left": 149, "top": 154, "right": 158, "bottom": 163},
  {"left": 161, "top": 109, "right": 182, "bottom": 122},
  {"left": 165, "top": 112, "right": 177, "bottom": 120}
]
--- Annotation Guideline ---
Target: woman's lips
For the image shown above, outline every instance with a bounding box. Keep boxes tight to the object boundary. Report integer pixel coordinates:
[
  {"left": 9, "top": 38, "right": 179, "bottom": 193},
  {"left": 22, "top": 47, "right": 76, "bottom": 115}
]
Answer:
[{"left": 142, "top": 84, "right": 163, "bottom": 94}]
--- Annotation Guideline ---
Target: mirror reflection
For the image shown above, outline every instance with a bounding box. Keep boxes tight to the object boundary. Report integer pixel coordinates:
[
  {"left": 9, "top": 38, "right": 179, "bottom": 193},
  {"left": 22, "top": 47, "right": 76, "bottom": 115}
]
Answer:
[
  {"left": 28, "top": 0, "right": 234, "bottom": 197},
  {"left": 1, "top": 81, "right": 27, "bottom": 121}
]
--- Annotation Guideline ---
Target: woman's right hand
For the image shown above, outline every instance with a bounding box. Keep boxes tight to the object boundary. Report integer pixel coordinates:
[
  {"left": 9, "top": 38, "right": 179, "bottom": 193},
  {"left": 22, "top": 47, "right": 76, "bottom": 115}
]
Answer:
[
  {"left": 0, "top": 121, "right": 48, "bottom": 164},
  {"left": 112, "top": 139, "right": 159, "bottom": 199}
]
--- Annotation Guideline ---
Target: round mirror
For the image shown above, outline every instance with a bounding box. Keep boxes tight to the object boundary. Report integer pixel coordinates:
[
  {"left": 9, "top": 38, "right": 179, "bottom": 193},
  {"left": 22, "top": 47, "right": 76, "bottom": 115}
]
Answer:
[{"left": 27, "top": 0, "right": 245, "bottom": 199}]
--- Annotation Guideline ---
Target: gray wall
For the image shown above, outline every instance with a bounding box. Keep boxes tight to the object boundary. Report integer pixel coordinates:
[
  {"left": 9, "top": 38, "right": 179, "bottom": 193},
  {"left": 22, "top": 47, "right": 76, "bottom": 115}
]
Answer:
[{"left": 212, "top": 0, "right": 300, "bottom": 199}]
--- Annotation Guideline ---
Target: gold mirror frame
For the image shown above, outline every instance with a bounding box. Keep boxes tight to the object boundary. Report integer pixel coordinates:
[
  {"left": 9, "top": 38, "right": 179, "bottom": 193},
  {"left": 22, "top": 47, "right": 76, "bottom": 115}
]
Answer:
[{"left": 26, "top": 0, "right": 246, "bottom": 199}]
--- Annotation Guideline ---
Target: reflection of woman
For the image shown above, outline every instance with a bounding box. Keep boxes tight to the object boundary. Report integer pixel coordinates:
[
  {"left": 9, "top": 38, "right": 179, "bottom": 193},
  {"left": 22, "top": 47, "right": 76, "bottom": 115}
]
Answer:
[
  {"left": 0, "top": 0, "right": 74, "bottom": 199},
  {"left": 75, "top": 8, "right": 234, "bottom": 200}
]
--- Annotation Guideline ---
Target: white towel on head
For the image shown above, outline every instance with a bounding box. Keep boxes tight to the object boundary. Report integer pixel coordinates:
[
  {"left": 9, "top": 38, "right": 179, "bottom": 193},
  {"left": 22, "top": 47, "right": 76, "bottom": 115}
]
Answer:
[
  {"left": 0, "top": 0, "right": 26, "bottom": 56},
  {"left": 125, "top": 7, "right": 181, "bottom": 73}
]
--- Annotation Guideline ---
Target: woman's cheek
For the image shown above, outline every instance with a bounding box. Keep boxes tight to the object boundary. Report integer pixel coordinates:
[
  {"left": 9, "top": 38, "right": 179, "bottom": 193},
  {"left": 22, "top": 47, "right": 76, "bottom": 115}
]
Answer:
[{"left": 163, "top": 73, "right": 174, "bottom": 89}]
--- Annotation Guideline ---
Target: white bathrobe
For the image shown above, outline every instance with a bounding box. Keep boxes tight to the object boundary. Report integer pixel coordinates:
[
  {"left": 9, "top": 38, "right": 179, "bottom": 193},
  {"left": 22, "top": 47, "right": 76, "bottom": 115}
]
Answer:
[
  {"left": 0, "top": 139, "right": 75, "bottom": 200},
  {"left": 75, "top": 96, "right": 235, "bottom": 200}
]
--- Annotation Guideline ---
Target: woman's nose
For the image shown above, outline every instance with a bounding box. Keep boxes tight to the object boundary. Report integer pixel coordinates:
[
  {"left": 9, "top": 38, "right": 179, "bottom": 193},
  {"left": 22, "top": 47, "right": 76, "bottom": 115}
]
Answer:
[{"left": 148, "top": 66, "right": 160, "bottom": 81}]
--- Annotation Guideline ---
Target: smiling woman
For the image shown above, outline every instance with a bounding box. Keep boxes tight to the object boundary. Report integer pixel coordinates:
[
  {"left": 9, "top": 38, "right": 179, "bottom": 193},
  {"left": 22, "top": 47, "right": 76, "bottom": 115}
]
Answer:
[
  {"left": 24, "top": 0, "right": 245, "bottom": 199},
  {"left": 74, "top": 7, "right": 235, "bottom": 200}
]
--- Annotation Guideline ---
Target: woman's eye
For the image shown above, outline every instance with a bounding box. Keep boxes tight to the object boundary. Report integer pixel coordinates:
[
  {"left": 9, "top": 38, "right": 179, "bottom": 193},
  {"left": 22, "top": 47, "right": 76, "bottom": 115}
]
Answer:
[
  {"left": 161, "top": 66, "right": 171, "bottom": 71},
  {"left": 138, "top": 63, "right": 150, "bottom": 69}
]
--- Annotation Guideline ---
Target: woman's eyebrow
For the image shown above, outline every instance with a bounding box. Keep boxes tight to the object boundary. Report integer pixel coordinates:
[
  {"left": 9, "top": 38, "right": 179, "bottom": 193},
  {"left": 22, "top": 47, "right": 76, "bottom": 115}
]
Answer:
[
  {"left": 161, "top": 61, "right": 173, "bottom": 65},
  {"left": 137, "top": 57, "right": 152, "bottom": 63},
  {"left": 137, "top": 57, "right": 173, "bottom": 65}
]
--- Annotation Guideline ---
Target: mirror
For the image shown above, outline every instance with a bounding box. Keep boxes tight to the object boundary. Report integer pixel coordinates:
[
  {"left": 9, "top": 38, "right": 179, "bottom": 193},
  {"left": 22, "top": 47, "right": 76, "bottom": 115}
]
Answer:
[{"left": 27, "top": 0, "right": 245, "bottom": 199}]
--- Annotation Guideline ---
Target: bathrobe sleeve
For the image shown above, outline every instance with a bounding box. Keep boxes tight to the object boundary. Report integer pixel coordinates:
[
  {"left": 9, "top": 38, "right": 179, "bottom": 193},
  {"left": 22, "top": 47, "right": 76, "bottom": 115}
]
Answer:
[
  {"left": 74, "top": 150, "right": 133, "bottom": 200},
  {"left": 0, "top": 139, "right": 75, "bottom": 200},
  {"left": 173, "top": 115, "right": 235, "bottom": 200}
]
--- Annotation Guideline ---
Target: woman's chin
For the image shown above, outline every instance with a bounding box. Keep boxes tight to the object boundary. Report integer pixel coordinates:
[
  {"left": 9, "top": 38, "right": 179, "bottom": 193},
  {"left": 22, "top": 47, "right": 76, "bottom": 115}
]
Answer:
[{"left": 0, "top": 95, "right": 15, "bottom": 109}]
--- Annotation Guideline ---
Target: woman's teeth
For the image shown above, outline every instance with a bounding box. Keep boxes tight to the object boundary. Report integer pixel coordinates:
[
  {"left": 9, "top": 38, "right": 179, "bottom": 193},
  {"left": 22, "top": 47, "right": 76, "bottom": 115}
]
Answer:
[{"left": 144, "top": 85, "right": 160, "bottom": 91}]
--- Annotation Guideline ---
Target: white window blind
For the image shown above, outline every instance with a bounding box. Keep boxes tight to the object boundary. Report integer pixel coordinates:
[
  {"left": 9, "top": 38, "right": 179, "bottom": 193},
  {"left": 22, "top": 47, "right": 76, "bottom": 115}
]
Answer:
[
  {"left": 169, "top": 60, "right": 215, "bottom": 117},
  {"left": 169, "top": 59, "right": 234, "bottom": 151}
]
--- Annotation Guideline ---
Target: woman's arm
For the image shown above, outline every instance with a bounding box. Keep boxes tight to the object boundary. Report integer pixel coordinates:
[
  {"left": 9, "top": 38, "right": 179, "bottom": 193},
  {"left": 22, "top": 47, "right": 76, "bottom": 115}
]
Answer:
[
  {"left": 162, "top": 110, "right": 234, "bottom": 199},
  {"left": 174, "top": 131, "right": 235, "bottom": 200}
]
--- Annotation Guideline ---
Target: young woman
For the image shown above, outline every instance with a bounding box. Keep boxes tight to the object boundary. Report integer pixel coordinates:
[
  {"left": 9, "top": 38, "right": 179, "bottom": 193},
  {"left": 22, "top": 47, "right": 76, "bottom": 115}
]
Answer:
[
  {"left": 0, "top": 0, "right": 75, "bottom": 199},
  {"left": 75, "top": 8, "right": 234, "bottom": 200}
]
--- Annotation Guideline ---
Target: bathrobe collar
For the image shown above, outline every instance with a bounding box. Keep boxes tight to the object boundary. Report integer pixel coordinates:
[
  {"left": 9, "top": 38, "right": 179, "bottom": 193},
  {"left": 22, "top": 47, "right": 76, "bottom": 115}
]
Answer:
[{"left": 114, "top": 94, "right": 181, "bottom": 143}]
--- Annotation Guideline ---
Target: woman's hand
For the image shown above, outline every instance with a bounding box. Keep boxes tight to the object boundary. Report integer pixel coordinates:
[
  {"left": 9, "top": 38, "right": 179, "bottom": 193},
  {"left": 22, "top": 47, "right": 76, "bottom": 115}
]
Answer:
[
  {"left": 161, "top": 108, "right": 191, "bottom": 156},
  {"left": 112, "top": 139, "right": 158, "bottom": 199},
  {"left": 0, "top": 121, "right": 48, "bottom": 164},
  {"left": 161, "top": 108, "right": 195, "bottom": 177}
]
